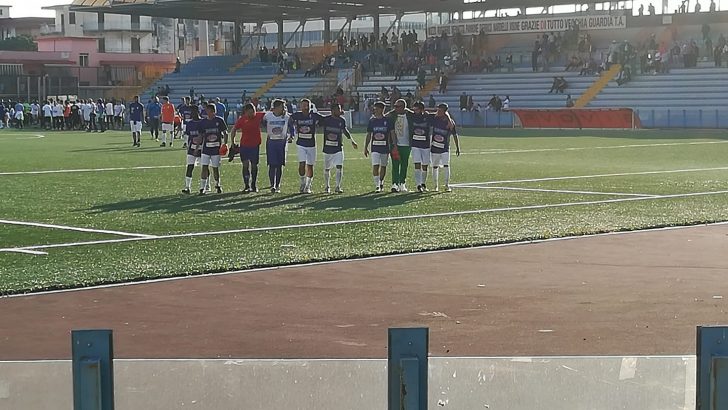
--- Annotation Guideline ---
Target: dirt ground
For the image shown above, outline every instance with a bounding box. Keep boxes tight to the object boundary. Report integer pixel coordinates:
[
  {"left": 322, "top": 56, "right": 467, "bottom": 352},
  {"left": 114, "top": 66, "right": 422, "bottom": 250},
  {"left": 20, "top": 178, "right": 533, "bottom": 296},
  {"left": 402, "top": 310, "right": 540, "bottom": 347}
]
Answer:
[{"left": 2, "top": 224, "right": 727, "bottom": 360}]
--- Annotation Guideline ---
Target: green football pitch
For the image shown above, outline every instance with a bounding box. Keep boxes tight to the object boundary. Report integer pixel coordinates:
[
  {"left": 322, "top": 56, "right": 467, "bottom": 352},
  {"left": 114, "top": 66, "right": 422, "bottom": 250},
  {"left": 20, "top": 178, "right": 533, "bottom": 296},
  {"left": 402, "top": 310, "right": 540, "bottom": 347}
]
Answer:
[{"left": 1, "top": 126, "right": 728, "bottom": 295}]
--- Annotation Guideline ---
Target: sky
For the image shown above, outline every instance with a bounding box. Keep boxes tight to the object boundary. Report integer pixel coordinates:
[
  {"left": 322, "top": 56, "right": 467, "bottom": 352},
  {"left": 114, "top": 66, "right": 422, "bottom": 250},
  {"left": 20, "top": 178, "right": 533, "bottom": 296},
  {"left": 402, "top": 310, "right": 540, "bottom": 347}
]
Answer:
[
  {"left": 3, "top": 0, "right": 70, "bottom": 18},
  {"left": 2, "top": 0, "right": 723, "bottom": 18}
]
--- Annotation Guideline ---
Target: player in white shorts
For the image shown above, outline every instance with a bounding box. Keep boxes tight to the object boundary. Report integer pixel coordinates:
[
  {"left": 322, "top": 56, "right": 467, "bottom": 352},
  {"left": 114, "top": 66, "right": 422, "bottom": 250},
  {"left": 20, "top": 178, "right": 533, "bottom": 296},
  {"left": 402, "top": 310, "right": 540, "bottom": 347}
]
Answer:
[
  {"left": 430, "top": 103, "right": 461, "bottom": 192},
  {"left": 288, "top": 99, "right": 324, "bottom": 193},
  {"left": 181, "top": 106, "right": 202, "bottom": 193},
  {"left": 364, "top": 102, "right": 394, "bottom": 192},
  {"left": 197, "top": 104, "right": 228, "bottom": 194},
  {"left": 320, "top": 103, "right": 357, "bottom": 193}
]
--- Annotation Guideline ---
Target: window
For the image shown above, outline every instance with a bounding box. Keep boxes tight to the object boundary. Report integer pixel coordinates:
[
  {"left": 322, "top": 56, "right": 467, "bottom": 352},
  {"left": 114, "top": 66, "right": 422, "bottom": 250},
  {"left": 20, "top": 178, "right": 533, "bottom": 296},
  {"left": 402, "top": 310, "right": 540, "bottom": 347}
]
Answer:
[
  {"left": 79, "top": 53, "right": 89, "bottom": 67},
  {"left": 194, "top": 37, "right": 199, "bottom": 51},
  {"left": 178, "top": 37, "right": 185, "bottom": 50},
  {"left": 131, "top": 15, "right": 140, "bottom": 29},
  {"left": 69, "top": 12, "right": 76, "bottom": 25},
  {"left": 0, "top": 9, "right": 4, "bottom": 16},
  {"left": 98, "top": 38, "right": 105, "bottom": 53},
  {"left": 131, "top": 37, "right": 140, "bottom": 53}
]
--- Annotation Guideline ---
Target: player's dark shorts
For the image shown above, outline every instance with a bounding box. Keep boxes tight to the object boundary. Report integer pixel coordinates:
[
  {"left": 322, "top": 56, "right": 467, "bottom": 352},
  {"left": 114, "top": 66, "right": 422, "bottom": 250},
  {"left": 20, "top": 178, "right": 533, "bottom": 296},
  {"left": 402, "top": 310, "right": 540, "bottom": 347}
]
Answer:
[
  {"left": 240, "top": 146, "right": 260, "bottom": 164},
  {"left": 266, "top": 139, "right": 287, "bottom": 167}
]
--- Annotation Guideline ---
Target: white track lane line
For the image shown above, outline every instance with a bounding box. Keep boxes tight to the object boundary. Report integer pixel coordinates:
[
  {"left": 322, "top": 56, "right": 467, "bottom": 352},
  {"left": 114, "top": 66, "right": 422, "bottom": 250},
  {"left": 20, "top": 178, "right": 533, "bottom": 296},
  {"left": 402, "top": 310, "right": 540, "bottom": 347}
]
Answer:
[
  {"left": 3, "top": 189, "right": 728, "bottom": 254},
  {"left": 452, "top": 166, "right": 728, "bottom": 186},
  {"left": 0, "top": 219, "right": 156, "bottom": 238},
  {"left": 455, "top": 185, "right": 659, "bottom": 198}
]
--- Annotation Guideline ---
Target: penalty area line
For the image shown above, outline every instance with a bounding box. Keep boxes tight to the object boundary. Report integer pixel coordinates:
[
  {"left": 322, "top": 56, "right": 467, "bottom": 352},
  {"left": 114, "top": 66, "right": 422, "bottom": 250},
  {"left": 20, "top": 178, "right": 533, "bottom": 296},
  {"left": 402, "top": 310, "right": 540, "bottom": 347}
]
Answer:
[{"left": 3, "top": 189, "right": 728, "bottom": 255}]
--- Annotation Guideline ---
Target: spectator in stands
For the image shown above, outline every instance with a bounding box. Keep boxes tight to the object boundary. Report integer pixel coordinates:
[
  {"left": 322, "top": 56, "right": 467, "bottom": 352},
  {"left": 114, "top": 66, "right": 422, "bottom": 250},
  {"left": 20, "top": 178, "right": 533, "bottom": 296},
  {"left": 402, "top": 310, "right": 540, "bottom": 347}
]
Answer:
[
  {"left": 438, "top": 73, "right": 449, "bottom": 94},
  {"left": 428, "top": 94, "right": 436, "bottom": 108},
  {"left": 710, "top": 0, "right": 717, "bottom": 11},
  {"left": 506, "top": 53, "right": 514, "bottom": 73},
  {"left": 566, "top": 95, "right": 575, "bottom": 108},
  {"left": 616, "top": 65, "right": 632, "bottom": 85},
  {"left": 487, "top": 95, "right": 502, "bottom": 112},
  {"left": 417, "top": 69, "right": 426, "bottom": 90},
  {"left": 565, "top": 56, "right": 581, "bottom": 71},
  {"left": 548, "top": 77, "right": 560, "bottom": 93},
  {"left": 174, "top": 58, "right": 181, "bottom": 74},
  {"left": 502, "top": 96, "right": 511, "bottom": 111},
  {"left": 531, "top": 41, "right": 541, "bottom": 72},
  {"left": 459, "top": 92, "right": 468, "bottom": 111},
  {"left": 557, "top": 77, "right": 568, "bottom": 93},
  {"left": 639, "top": 4, "right": 645, "bottom": 15},
  {"left": 648, "top": 2, "right": 656, "bottom": 14},
  {"left": 695, "top": 1, "right": 702, "bottom": 12}
]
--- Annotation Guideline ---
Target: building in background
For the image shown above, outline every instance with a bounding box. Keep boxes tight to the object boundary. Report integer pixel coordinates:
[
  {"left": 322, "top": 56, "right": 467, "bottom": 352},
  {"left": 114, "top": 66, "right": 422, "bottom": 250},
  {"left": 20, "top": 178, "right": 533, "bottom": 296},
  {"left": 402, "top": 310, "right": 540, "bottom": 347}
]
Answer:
[{"left": 0, "top": 5, "right": 54, "bottom": 41}]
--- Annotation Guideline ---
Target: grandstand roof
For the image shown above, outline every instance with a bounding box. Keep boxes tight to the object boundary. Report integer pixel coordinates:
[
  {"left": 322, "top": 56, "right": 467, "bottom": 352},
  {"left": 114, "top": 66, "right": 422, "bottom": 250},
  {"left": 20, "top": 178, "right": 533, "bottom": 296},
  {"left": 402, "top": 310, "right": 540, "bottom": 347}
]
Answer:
[{"left": 70, "top": 0, "right": 572, "bottom": 23}]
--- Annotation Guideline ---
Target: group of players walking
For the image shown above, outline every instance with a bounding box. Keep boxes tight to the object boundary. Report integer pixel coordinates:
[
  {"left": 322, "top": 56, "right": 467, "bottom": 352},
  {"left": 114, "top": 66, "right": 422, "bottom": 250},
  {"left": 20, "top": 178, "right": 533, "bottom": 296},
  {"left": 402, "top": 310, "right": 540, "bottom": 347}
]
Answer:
[{"left": 130, "top": 95, "right": 461, "bottom": 195}]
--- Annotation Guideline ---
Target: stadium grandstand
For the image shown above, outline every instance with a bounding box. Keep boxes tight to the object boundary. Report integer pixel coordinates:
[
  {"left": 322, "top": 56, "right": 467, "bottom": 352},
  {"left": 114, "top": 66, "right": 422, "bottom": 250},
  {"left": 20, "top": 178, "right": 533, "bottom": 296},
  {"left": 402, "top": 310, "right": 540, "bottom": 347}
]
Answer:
[
  {"left": 6, "top": 1, "right": 728, "bottom": 409},
  {"left": 66, "top": 0, "right": 728, "bottom": 130}
]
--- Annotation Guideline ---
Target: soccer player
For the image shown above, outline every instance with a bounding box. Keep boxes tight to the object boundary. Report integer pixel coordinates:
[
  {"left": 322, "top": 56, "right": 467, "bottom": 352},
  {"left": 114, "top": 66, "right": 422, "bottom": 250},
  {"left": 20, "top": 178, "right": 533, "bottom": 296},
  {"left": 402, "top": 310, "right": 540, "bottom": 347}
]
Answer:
[
  {"left": 30, "top": 101, "right": 39, "bottom": 127},
  {"left": 182, "top": 105, "right": 202, "bottom": 194},
  {"left": 178, "top": 97, "right": 194, "bottom": 148},
  {"left": 385, "top": 99, "right": 413, "bottom": 192},
  {"left": 262, "top": 99, "right": 291, "bottom": 193},
  {"left": 129, "top": 95, "right": 145, "bottom": 147},
  {"left": 289, "top": 98, "right": 324, "bottom": 193},
  {"left": 364, "top": 101, "right": 394, "bottom": 193},
  {"left": 146, "top": 97, "right": 162, "bottom": 140},
  {"left": 430, "top": 103, "right": 461, "bottom": 192},
  {"left": 96, "top": 99, "right": 106, "bottom": 132},
  {"left": 409, "top": 101, "right": 432, "bottom": 192},
  {"left": 197, "top": 104, "right": 228, "bottom": 195},
  {"left": 14, "top": 100, "right": 24, "bottom": 129},
  {"left": 321, "top": 103, "right": 357, "bottom": 193},
  {"left": 53, "top": 101, "right": 63, "bottom": 131},
  {"left": 160, "top": 96, "right": 175, "bottom": 147},
  {"left": 113, "top": 100, "right": 125, "bottom": 130},
  {"left": 229, "top": 103, "right": 266, "bottom": 193},
  {"left": 105, "top": 99, "right": 114, "bottom": 130},
  {"left": 42, "top": 100, "right": 52, "bottom": 130}
]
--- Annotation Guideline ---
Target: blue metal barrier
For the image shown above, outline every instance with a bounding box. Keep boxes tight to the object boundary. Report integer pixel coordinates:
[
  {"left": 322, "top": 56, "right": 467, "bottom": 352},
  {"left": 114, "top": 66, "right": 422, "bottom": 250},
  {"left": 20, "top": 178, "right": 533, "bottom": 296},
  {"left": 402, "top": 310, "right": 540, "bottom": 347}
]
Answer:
[
  {"left": 72, "top": 330, "right": 114, "bottom": 410},
  {"left": 696, "top": 326, "right": 728, "bottom": 410},
  {"left": 388, "top": 328, "right": 428, "bottom": 410}
]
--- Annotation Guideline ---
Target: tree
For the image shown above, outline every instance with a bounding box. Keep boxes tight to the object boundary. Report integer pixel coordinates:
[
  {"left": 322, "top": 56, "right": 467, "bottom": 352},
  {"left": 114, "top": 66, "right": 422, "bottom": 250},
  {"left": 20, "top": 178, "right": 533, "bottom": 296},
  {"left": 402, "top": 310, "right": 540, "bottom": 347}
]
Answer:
[{"left": 0, "top": 35, "right": 38, "bottom": 52}]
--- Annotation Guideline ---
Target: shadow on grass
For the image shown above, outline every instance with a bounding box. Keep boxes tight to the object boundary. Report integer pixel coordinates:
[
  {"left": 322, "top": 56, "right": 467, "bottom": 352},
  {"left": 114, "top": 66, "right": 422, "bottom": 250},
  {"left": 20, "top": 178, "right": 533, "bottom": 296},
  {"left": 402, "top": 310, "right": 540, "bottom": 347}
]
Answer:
[{"left": 84, "top": 189, "right": 430, "bottom": 215}]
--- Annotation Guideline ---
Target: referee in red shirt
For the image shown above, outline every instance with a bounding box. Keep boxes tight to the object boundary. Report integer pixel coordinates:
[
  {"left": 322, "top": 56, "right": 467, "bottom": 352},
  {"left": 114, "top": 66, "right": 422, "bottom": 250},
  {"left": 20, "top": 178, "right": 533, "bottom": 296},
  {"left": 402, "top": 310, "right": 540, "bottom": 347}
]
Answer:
[{"left": 229, "top": 103, "right": 266, "bottom": 193}]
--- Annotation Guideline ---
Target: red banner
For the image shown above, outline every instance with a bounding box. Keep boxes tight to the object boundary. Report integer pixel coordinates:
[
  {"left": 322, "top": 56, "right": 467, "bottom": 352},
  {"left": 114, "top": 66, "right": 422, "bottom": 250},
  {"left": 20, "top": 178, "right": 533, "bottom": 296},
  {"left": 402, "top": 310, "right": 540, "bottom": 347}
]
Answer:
[{"left": 512, "top": 108, "right": 640, "bottom": 129}]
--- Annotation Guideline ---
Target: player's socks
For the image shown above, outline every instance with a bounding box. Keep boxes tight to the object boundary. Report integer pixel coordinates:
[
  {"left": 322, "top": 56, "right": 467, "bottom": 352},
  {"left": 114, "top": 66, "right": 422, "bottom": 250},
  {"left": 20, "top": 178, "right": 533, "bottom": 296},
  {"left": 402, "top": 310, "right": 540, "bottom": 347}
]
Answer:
[
  {"left": 299, "top": 175, "right": 306, "bottom": 192},
  {"left": 268, "top": 166, "right": 276, "bottom": 188},
  {"left": 243, "top": 169, "right": 250, "bottom": 188},
  {"left": 433, "top": 168, "right": 439, "bottom": 189},
  {"left": 422, "top": 170, "right": 428, "bottom": 186},
  {"left": 251, "top": 167, "right": 258, "bottom": 190},
  {"left": 374, "top": 175, "right": 380, "bottom": 189},
  {"left": 199, "top": 178, "right": 208, "bottom": 194},
  {"left": 335, "top": 169, "right": 343, "bottom": 189},
  {"left": 275, "top": 167, "right": 283, "bottom": 189},
  {"left": 324, "top": 169, "right": 331, "bottom": 191},
  {"left": 444, "top": 167, "right": 451, "bottom": 186},
  {"left": 185, "top": 177, "right": 192, "bottom": 190},
  {"left": 305, "top": 176, "right": 313, "bottom": 193}
]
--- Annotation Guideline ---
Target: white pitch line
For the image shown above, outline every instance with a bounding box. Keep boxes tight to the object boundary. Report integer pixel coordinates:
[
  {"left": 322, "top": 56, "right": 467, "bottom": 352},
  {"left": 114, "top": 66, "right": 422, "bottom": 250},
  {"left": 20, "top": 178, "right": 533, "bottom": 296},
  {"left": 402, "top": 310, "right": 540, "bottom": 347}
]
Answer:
[
  {"left": 0, "top": 165, "right": 180, "bottom": 176},
  {"left": 1, "top": 248, "right": 48, "bottom": 255},
  {"left": 3, "top": 189, "right": 728, "bottom": 254},
  {"left": 455, "top": 185, "right": 658, "bottom": 198},
  {"left": 2, "top": 140, "right": 727, "bottom": 176},
  {"left": 0, "top": 219, "right": 157, "bottom": 238},
  {"left": 453, "top": 166, "right": 728, "bottom": 187},
  {"left": 459, "top": 140, "right": 728, "bottom": 156},
  {"left": 5, "top": 221, "right": 728, "bottom": 298}
]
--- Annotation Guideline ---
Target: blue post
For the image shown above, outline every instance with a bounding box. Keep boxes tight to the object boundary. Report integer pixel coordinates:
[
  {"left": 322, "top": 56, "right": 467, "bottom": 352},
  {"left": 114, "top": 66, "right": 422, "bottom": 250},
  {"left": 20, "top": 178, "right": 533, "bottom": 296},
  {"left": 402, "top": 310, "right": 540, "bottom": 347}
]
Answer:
[
  {"left": 696, "top": 326, "right": 728, "bottom": 409},
  {"left": 72, "top": 329, "right": 114, "bottom": 410},
  {"left": 388, "top": 328, "right": 428, "bottom": 410}
]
